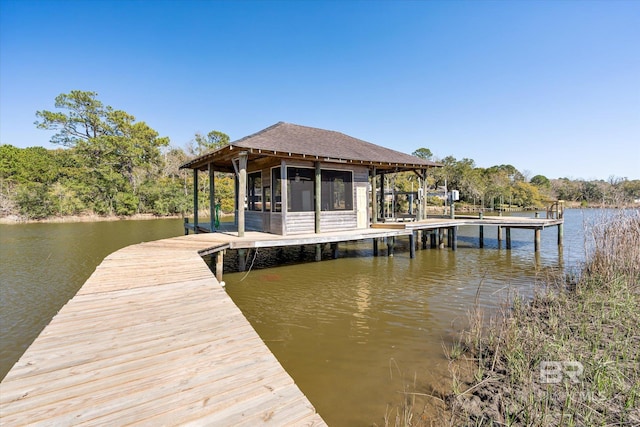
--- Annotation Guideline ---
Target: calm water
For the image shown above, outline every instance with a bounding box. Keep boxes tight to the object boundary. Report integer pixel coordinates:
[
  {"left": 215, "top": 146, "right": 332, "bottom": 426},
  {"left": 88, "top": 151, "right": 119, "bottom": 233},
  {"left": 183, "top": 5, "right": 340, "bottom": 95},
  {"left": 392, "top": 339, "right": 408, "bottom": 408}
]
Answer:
[{"left": 1, "top": 210, "right": 595, "bottom": 425}]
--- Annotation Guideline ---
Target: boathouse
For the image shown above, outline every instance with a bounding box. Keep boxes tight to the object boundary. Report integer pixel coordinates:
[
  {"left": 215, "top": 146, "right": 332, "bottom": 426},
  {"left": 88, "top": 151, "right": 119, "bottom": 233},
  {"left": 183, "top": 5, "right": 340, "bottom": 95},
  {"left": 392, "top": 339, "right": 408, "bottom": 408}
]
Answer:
[{"left": 181, "top": 122, "right": 440, "bottom": 236}]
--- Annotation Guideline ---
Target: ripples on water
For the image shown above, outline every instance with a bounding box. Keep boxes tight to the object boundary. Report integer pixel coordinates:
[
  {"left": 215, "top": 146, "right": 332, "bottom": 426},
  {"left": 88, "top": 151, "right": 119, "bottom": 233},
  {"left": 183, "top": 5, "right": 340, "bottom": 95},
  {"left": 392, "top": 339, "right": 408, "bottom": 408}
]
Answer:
[
  {"left": 0, "top": 210, "right": 599, "bottom": 425},
  {"left": 224, "top": 209, "right": 593, "bottom": 426}
]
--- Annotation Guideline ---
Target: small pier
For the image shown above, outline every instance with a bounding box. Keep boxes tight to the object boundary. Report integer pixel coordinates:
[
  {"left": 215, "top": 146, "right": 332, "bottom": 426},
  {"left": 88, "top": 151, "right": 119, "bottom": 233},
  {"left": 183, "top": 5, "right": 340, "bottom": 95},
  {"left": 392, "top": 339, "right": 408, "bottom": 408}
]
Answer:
[{"left": 0, "top": 234, "right": 326, "bottom": 426}]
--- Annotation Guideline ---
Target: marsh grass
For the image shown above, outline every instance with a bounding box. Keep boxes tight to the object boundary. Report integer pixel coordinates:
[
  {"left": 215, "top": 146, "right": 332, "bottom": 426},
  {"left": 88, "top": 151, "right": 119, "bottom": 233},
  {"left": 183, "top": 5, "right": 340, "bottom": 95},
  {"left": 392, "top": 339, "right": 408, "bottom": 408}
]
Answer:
[{"left": 447, "top": 209, "right": 640, "bottom": 426}]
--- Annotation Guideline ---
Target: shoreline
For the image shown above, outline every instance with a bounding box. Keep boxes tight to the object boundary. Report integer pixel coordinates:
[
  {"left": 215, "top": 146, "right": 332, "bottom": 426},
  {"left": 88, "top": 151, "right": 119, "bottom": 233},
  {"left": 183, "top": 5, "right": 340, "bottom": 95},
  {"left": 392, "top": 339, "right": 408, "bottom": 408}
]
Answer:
[
  {"left": 0, "top": 213, "right": 184, "bottom": 225},
  {"left": 442, "top": 210, "right": 640, "bottom": 425}
]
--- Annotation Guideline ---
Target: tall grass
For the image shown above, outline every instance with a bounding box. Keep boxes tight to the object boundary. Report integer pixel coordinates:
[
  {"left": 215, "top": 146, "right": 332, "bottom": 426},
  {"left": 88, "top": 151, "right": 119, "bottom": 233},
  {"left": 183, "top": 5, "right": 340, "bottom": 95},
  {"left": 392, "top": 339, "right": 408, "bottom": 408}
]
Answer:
[{"left": 446, "top": 209, "right": 640, "bottom": 426}]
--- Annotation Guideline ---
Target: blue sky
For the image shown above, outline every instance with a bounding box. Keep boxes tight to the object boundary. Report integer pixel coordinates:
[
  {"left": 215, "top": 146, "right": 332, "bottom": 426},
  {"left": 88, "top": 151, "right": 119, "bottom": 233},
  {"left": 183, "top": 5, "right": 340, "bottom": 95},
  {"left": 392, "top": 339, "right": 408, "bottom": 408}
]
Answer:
[{"left": 1, "top": 0, "right": 638, "bottom": 180}]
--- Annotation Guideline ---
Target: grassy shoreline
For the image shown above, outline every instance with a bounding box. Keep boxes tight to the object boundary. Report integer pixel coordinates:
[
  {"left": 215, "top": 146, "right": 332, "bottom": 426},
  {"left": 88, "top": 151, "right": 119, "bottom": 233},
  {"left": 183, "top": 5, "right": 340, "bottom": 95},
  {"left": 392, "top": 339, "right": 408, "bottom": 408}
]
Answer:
[{"left": 442, "top": 209, "right": 640, "bottom": 426}]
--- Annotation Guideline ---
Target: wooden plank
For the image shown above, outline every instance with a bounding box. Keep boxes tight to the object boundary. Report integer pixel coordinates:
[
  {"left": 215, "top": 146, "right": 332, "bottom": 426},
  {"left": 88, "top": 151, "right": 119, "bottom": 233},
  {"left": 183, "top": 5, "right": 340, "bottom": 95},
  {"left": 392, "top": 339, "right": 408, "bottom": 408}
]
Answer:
[{"left": 1, "top": 232, "right": 325, "bottom": 425}]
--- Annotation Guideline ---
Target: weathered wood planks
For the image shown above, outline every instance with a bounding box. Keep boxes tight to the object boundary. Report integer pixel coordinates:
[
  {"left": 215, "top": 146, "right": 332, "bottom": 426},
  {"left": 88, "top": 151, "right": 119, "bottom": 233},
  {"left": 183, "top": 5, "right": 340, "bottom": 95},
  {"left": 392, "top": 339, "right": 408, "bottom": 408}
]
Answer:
[{"left": 0, "top": 235, "right": 326, "bottom": 426}]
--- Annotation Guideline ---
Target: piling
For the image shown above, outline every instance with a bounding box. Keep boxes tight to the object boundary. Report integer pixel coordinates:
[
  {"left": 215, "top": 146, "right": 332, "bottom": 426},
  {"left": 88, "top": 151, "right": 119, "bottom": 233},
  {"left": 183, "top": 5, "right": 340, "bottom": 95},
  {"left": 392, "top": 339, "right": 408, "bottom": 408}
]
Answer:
[
  {"left": 387, "top": 236, "right": 395, "bottom": 257},
  {"left": 558, "top": 223, "right": 564, "bottom": 246},
  {"left": 479, "top": 212, "right": 484, "bottom": 248}
]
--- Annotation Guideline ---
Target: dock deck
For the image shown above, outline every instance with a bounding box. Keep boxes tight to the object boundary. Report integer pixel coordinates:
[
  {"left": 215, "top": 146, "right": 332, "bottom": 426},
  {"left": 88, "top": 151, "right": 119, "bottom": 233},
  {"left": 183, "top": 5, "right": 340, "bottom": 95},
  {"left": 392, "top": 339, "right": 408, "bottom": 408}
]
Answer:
[
  {"left": 1, "top": 216, "right": 562, "bottom": 425},
  {"left": 0, "top": 234, "right": 327, "bottom": 426}
]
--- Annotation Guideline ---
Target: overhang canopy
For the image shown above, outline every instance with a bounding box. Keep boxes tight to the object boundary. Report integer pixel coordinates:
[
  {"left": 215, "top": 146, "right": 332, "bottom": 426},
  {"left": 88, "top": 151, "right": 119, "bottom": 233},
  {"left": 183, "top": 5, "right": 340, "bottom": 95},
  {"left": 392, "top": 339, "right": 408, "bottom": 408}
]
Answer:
[{"left": 180, "top": 122, "right": 441, "bottom": 173}]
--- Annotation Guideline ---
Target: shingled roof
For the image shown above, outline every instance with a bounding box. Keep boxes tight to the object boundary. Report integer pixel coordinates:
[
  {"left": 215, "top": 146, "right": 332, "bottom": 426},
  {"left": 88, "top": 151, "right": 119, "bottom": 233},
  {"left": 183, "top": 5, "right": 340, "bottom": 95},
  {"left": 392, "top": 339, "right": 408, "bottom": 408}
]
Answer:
[{"left": 181, "top": 122, "right": 440, "bottom": 172}]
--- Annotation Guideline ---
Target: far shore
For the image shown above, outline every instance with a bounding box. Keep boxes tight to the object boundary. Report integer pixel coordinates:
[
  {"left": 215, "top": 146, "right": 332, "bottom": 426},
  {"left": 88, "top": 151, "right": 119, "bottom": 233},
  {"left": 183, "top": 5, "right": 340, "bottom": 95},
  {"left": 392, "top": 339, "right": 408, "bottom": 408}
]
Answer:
[
  {"left": 0, "top": 213, "right": 184, "bottom": 225},
  {"left": 1, "top": 202, "right": 635, "bottom": 225}
]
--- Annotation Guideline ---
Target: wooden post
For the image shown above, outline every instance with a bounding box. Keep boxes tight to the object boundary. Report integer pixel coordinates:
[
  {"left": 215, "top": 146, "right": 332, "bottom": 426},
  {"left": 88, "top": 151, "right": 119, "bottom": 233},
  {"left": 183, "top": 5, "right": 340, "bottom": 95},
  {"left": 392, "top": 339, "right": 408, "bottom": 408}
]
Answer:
[
  {"left": 421, "top": 231, "right": 428, "bottom": 249},
  {"left": 380, "top": 171, "right": 386, "bottom": 221},
  {"left": 315, "top": 161, "right": 321, "bottom": 233},
  {"left": 315, "top": 244, "right": 322, "bottom": 261},
  {"left": 506, "top": 228, "right": 511, "bottom": 250},
  {"left": 373, "top": 238, "right": 379, "bottom": 256},
  {"left": 558, "top": 223, "right": 564, "bottom": 246},
  {"left": 238, "top": 249, "right": 246, "bottom": 272},
  {"left": 430, "top": 231, "right": 437, "bottom": 248},
  {"left": 215, "top": 251, "right": 224, "bottom": 282},
  {"left": 451, "top": 227, "right": 458, "bottom": 251},
  {"left": 409, "top": 232, "right": 416, "bottom": 258},
  {"left": 193, "top": 169, "right": 199, "bottom": 234},
  {"left": 479, "top": 212, "right": 484, "bottom": 248},
  {"left": 371, "top": 167, "right": 378, "bottom": 225},
  {"left": 331, "top": 243, "right": 339, "bottom": 259},
  {"left": 237, "top": 152, "right": 248, "bottom": 237},
  {"left": 209, "top": 163, "right": 215, "bottom": 232},
  {"left": 447, "top": 228, "right": 452, "bottom": 248},
  {"left": 280, "top": 159, "right": 288, "bottom": 235},
  {"left": 387, "top": 236, "right": 395, "bottom": 257},
  {"left": 534, "top": 228, "right": 541, "bottom": 252},
  {"left": 498, "top": 226, "right": 503, "bottom": 248},
  {"left": 438, "top": 228, "right": 445, "bottom": 249}
]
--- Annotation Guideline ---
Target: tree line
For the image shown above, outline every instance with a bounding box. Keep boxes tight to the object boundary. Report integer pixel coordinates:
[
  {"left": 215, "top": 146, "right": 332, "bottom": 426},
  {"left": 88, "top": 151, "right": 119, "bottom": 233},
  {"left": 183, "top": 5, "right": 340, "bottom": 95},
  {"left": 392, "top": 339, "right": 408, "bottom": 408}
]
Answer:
[{"left": 1, "top": 91, "right": 638, "bottom": 220}]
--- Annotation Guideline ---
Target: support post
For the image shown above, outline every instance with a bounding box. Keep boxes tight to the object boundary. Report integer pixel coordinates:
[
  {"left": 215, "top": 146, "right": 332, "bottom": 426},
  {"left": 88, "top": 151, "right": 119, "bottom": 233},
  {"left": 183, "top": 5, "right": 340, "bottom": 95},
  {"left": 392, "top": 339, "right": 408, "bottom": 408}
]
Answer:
[
  {"left": 331, "top": 243, "right": 339, "bottom": 259},
  {"left": 209, "top": 163, "right": 215, "bottom": 232},
  {"left": 506, "top": 228, "right": 512, "bottom": 250},
  {"left": 315, "top": 161, "right": 321, "bottom": 233},
  {"left": 534, "top": 228, "right": 541, "bottom": 252},
  {"left": 238, "top": 249, "right": 247, "bottom": 272},
  {"left": 447, "top": 228, "right": 452, "bottom": 247},
  {"left": 451, "top": 226, "right": 458, "bottom": 251},
  {"left": 421, "top": 231, "right": 428, "bottom": 249},
  {"left": 371, "top": 167, "right": 378, "bottom": 224},
  {"left": 215, "top": 251, "right": 224, "bottom": 282},
  {"left": 237, "top": 152, "right": 248, "bottom": 237},
  {"left": 558, "top": 223, "right": 564, "bottom": 246},
  {"left": 409, "top": 232, "right": 416, "bottom": 258},
  {"left": 438, "top": 228, "right": 445, "bottom": 249},
  {"left": 430, "top": 231, "right": 437, "bottom": 248},
  {"left": 315, "top": 244, "right": 322, "bottom": 261},
  {"left": 184, "top": 217, "right": 189, "bottom": 235},
  {"left": 498, "top": 226, "right": 503, "bottom": 248},
  {"left": 193, "top": 169, "right": 199, "bottom": 234},
  {"left": 380, "top": 171, "right": 386, "bottom": 221},
  {"left": 373, "top": 238, "right": 379, "bottom": 256},
  {"left": 387, "top": 236, "right": 395, "bottom": 257},
  {"left": 479, "top": 212, "right": 484, "bottom": 248}
]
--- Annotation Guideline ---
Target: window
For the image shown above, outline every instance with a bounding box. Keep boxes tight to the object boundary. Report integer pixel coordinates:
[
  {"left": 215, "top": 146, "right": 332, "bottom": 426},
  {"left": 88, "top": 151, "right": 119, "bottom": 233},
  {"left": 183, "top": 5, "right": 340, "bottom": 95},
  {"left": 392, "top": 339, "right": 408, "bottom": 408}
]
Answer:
[
  {"left": 272, "top": 167, "right": 282, "bottom": 212},
  {"left": 287, "top": 167, "right": 315, "bottom": 212},
  {"left": 321, "top": 169, "right": 353, "bottom": 211},
  {"left": 248, "top": 171, "right": 262, "bottom": 211}
]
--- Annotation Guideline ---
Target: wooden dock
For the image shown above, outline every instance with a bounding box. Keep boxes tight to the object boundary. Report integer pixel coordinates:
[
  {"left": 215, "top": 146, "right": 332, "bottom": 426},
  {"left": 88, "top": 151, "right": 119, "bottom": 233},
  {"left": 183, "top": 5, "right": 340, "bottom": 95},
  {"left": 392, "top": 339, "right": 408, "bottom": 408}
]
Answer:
[
  {"left": 1, "top": 216, "right": 562, "bottom": 425},
  {"left": 0, "top": 234, "right": 327, "bottom": 426}
]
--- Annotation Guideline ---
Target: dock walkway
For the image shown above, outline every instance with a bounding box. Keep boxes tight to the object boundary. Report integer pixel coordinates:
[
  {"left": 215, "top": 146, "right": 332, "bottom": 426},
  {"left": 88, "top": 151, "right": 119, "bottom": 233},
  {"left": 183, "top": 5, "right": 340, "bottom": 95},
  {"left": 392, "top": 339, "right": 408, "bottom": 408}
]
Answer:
[{"left": 0, "top": 233, "right": 326, "bottom": 426}]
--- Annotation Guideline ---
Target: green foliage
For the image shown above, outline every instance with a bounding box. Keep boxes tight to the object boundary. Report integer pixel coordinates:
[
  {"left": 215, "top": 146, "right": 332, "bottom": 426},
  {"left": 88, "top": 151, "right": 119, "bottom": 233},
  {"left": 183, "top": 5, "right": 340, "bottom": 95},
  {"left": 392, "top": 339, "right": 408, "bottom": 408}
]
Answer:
[
  {"left": 412, "top": 147, "right": 433, "bottom": 160},
  {"left": 189, "top": 130, "right": 230, "bottom": 156}
]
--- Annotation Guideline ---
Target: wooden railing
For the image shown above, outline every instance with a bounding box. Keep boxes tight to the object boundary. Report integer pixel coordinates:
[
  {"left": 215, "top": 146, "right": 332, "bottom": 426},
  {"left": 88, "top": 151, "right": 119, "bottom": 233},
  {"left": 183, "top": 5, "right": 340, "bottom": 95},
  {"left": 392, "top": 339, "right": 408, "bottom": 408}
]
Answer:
[{"left": 546, "top": 200, "right": 565, "bottom": 219}]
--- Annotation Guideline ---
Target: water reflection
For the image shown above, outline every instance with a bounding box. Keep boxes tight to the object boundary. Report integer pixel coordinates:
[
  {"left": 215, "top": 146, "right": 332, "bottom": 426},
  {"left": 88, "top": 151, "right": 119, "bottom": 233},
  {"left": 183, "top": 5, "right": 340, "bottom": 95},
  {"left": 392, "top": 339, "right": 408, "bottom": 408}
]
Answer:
[{"left": 225, "top": 209, "right": 595, "bottom": 426}]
